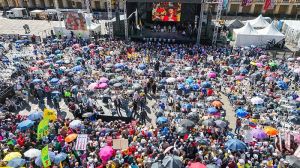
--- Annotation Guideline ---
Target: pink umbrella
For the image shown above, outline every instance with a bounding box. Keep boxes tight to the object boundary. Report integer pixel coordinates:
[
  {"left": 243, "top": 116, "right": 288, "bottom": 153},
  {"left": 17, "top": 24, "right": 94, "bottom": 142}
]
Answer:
[
  {"left": 72, "top": 44, "right": 80, "bottom": 49},
  {"left": 266, "top": 76, "right": 274, "bottom": 81},
  {"left": 208, "top": 72, "right": 217, "bottom": 78},
  {"left": 88, "top": 83, "right": 98, "bottom": 90},
  {"left": 297, "top": 57, "right": 300, "bottom": 61},
  {"left": 259, "top": 55, "right": 268, "bottom": 59},
  {"left": 99, "top": 146, "right": 113, "bottom": 164},
  {"left": 294, "top": 134, "right": 300, "bottom": 144},
  {"left": 36, "top": 60, "right": 44, "bottom": 64},
  {"left": 296, "top": 97, "right": 300, "bottom": 102},
  {"left": 235, "top": 75, "right": 244, "bottom": 80},
  {"left": 96, "top": 83, "right": 108, "bottom": 89},
  {"left": 256, "top": 62, "right": 263, "bottom": 67},
  {"left": 88, "top": 43, "right": 95, "bottom": 48},
  {"left": 30, "top": 67, "right": 39, "bottom": 71},
  {"left": 99, "top": 77, "right": 109, "bottom": 83},
  {"left": 176, "top": 76, "right": 185, "bottom": 82}
]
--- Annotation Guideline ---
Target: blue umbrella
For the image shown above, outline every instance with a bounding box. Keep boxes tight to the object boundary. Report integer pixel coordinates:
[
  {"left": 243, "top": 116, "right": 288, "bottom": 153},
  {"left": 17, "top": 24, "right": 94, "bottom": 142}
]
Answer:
[
  {"left": 7, "top": 158, "right": 26, "bottom": 167},
  {"left": 17, "top": 120, "right": 35, "bottom": 131},
  {"left": 51, "top": 91, "right": 61, "bottom": 95},
  {"left": 236, "top": 108, "right": 248, "bottom": 118},
  {"left": 35, "top": 152, "right": 56, "bottom": 167},
  {"left": 54, "top": 152, "right": 68, "bottom": 164},
  {"left": 277, "top": 80, "right": 288, "bottom": 90},
  {"left": 15, "top": 40, "right": 24, "bottom": 43},
  {"left": 72, "top": 65, "right": 82, "bottom": 72},
  {"left": 32, "top": 79, "right": 42, "bottom": 83},
  {"left": 50, "top": 78, "right": 60, "bottom": 83},
  {"left": 207, "top": 107, "right": 218, "bottom": 114},
  {"left": 82, "top": 46, "right": 89, "bottom": 52},
  {"left": 192, "top": 84, "right": 200, "bottom": 90},
  {"left": 184, "top": 103, "right": 193, "bottom": 109},
  {"left": 139, "top": 64, "right": 146, "bottom": 70},
  {"left": 114, "top": 63, "right": 124, "bottom": 69},
  {"left": 201, "top": 81, "right": 211, "bottom": 88},
  {"left": 49, "top": 54, "right": 56, "bottom": 58},
  {"left": 185, "top": 78, "right": 194, "bottom": 84},
  {"left": 28, "top": 112, "right": 43, "bottom": 121},
  {"left": 160, "top": 78, "right": 167, "bottom": 84},
  {"left": 157, "top": 117, "right": 168, "bottom": 124},
  {"left": 44, "top": 58, "right": 52, "bottom": 62},
  {"left": 55, "top": 60, "right": 64, "bottom": 64},
  {"left": 240, "top": 69, "right": 248, "bottom": 74},
  {"left": 225, "top": 139, "right": 247, "bottom": 151},
  {"left": 178, "top": 83, "right": 185, "bottom": 90},
  {"left": 55, "top": 50, "right": 61, "bottom": 54}
]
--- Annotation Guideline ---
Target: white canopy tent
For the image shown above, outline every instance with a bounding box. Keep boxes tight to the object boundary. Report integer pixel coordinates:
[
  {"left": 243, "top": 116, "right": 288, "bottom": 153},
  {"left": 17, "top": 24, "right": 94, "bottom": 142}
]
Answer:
[
  {"left": 257, "top": 22, "right": 285, "bottom": 43},
  {"left": 233, "top": 22, "right": 285, "bottom": 47},
  {"left": 282, "top": 20, "right": 300, "bottom": 50},
  {"left": 246, "top": 14, "right": 270, "bottom": 29},
  {"left": 233, "top": 22, "right": 259, "bottom": 47}
]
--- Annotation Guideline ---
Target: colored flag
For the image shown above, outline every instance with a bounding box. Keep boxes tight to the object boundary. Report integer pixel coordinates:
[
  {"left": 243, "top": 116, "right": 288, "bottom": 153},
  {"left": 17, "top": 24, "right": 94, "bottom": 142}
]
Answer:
[
  {"left": 41, "top": 145, "right": 51, "bottom": 168},
  {"left": 242, "top": 0, "right": 252, "bottom": 6},
  {"left": 43, "top": 108, "right": 57, "bottom": 121},
  {"left": 263, "top": 0, "right": 275, "bottom": 11},
  {"left": 37, "top": 119, "right": 49, "bottom": 140}
]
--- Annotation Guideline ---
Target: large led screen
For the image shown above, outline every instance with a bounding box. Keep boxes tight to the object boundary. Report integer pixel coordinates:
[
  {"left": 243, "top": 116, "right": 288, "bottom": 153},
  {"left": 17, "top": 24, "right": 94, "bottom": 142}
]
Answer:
[{"left": 152, "top": 2, "right": 181, "bottom": 22}]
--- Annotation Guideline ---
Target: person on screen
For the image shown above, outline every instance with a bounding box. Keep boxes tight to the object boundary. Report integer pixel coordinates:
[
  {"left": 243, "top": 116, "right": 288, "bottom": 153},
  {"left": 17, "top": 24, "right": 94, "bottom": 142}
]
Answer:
[{"left": 162, "top": 8, "right": 178, "bottom": 22}]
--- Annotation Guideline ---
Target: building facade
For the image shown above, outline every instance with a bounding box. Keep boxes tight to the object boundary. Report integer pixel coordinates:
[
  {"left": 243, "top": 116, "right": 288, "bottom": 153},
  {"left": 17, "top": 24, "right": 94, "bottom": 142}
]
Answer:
[
  {"left": 0, "top": 0, "right": 124, "bottom": 11},
  {"left": 0, "top": 0, "right": 299, "bottom": 16}
]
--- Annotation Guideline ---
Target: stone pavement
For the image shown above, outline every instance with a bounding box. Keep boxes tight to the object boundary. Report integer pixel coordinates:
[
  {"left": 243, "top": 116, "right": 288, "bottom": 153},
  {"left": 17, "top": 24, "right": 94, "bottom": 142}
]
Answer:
[{"left": 220, "top": 93, "right": 236, "bottom": 129}]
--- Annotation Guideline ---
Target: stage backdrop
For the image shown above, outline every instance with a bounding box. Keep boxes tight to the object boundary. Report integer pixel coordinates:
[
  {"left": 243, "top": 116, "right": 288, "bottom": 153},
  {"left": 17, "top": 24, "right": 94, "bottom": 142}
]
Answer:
[
  {"left": 63, "top": 12, "right": 87, "bottom": 31},
  {"left": 152, "top": 2, "right": 181, "bottom": 22}
]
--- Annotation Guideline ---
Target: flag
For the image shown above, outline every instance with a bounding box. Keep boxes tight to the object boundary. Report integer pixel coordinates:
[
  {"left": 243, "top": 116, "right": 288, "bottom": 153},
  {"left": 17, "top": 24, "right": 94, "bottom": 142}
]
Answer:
[
  {"left": 242, "top": 0, "right": 252, "bottom": 6},
  {"left": 223, "top": 0, "right": 229, "bottom": 9},
  {"left": 37, "top": 119, "right": 49, "bottom": 140},
  {"left": 41, "top": 145, "right": 51, "bottom": 167},
  {"left": 263, "top": 0, "right": 275, "bottom": 11}
]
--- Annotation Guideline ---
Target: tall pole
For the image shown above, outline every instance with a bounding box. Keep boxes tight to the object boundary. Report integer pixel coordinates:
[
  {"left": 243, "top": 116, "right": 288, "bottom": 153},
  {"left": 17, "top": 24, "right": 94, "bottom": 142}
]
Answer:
[
  {"left": 54, "top": 0, "right": 63, "bottom": 32},
  {"left": 124, "top": 0, "right": 128, "bottom": 41},
  {"left": 196, "top": 1, "right": 205, "bottom": 44}
]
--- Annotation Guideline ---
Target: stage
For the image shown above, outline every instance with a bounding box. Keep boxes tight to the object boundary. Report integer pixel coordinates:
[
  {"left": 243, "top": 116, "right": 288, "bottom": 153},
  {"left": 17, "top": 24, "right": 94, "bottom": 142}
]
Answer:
[{"left": 124, "top": 0, "right": 211, "bottom": 43}]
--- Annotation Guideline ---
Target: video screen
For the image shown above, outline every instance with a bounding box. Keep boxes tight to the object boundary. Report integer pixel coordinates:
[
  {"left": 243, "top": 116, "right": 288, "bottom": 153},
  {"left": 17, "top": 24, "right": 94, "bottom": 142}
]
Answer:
[
  {"left": 64, "top": 12, "right": 87, "bottom": 30},
  {"left": 152, "top": 2, "right": 181, "bottom": 22}
]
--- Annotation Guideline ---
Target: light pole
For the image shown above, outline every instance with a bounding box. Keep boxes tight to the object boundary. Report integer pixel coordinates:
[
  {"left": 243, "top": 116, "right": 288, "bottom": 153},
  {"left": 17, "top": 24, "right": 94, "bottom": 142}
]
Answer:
[{"left": 124, "top": 0, "right": 128, "bottom": 41}]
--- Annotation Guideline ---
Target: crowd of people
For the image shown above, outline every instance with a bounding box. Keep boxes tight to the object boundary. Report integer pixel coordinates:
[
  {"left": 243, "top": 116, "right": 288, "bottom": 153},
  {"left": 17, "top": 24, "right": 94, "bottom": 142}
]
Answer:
[{"left": 0, "top": 34, "right": 299, "bottom": 168}]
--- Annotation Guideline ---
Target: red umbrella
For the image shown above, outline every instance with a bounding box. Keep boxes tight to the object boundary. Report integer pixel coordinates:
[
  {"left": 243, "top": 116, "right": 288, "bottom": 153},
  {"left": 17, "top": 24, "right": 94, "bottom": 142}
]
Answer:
[{"left": 189, "top": 162, "right": 206, "bottom": 168}]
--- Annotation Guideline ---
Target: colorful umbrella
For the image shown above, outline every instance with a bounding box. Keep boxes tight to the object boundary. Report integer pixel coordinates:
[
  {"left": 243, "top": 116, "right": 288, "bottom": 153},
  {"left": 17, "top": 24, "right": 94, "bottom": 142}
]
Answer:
[
  {"left": 208, "top": 72, "right": 217, "bottom": 78},
  {"left": 65, "top": 133, "right": 78, "bottom": 143},
  {"left": 157, "top": 117, "right": 168, "bottom": 124},
  {"left": 54, "top": 152, "right": 68, "bottom": 164},
  {"left": 211, "top": 100, "right": 223, "bottom": 107},
  {"left": 251, "top": 128, "right": 268, "bottom": 139},
  {"left": 27, "top": 112, "right": 43, "bottom": 121},
  {"left": 96, "top": 83, "right": 108, "bottom": 89},
  {"left": 99, "top": 146, "right": 114, "bottom": 163},
  {"left": 17, "top": 120, "right": 35, "bottom": 131},
  {"left": 69, "top": 120, "right": 82, "bottom": 129},
  {"left": 99, "top": 77, "right": 109, "bottom": 83},
  {"left": 250, "top": 97, "right": 264, "bottom": 105},
  {"left": 236, "top": 108, "right": 248, "bottom": 118},
  {"left": 3, "top": 152, "right": 22, "bottom": 161},
  {"left": 189, "top": 162, "right": 206, "bottom": 168},
  {"left": 264, "top": 126, "right": 278, "bottom": 136},
  {"left": 225, "top": 139, "right": 247, "bottom": 151},
  {"left": 24, "top": 149, "right": 41, "bottom": 158},
  {"left": 207, "top": 107, "right": 218, "bottom": 114},
  {"left": 7, "top": 158, "right": 26, "bottom": 167}
]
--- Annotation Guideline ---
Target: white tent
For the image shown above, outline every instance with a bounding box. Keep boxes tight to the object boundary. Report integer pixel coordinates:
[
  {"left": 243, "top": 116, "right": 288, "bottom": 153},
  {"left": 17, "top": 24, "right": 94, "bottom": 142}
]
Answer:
[
  {"left": 257, "top": 22, "right": 285, "bottom": 43},
  {"left": 247, "top": 14, "right": 270, "bottom": 29},
  {"left": 282, "top": 20, "right": 300, "bottom": 50},
  {"left": 233, "top": 22, "right": 259, "bottom": 46},
  {"left": 225, "top": 19, "right": 244, "bottom": 29}
]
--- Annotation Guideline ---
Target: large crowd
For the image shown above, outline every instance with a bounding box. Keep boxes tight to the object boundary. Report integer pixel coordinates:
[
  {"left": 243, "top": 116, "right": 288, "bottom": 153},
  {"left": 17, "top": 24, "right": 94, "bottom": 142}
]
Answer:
[{"left": 0, "top": 34, "right": 299, "bottom": 168}]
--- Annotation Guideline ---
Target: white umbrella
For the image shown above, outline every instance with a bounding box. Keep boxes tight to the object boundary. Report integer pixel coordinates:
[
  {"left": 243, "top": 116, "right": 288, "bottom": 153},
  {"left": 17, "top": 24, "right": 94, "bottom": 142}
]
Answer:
[
  {"left": 166, "top": 77, "right": 176, "bottom": 83},
  {"left": 69, "top": 120, "right": 82, "bottom": 129},
  {"left": 24, "top": 149, "right": 41, "bottom": 158},
  {"left": 294, "top": 68, "right": 300, "bottom": 74},
  {"left": 184, "top": 67, "right": 192, "bottom": 71},
  {"left": 251, "top": 97, "right": 264, "bottom": 105}
]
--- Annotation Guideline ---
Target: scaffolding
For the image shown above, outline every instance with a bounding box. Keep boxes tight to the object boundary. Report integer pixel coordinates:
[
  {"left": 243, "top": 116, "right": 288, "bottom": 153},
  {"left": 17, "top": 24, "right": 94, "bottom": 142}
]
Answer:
[
  {"left": 212, "top": 0, "right": 223, "bottom": 46},
  {"left": 196, "top": 0, "right": 205, "bottom": 44},
  {"left": 107, "top": 0, "right": 114, "bottom": 39}
]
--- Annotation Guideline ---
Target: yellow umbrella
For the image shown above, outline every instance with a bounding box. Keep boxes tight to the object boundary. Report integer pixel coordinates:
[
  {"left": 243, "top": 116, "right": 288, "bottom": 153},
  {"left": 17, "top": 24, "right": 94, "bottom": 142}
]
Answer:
[
  {"left": 250, "top": 61, "right": 256, "bottom": 66},
  {"left": 264, "top": 126, "right": 278, "bottom": 136},
  {"left": 3, "top": 152, "right": 22, "bottom": 161},
  {"left": 65, "top": 133, "right": 78, "bottom": 143}
]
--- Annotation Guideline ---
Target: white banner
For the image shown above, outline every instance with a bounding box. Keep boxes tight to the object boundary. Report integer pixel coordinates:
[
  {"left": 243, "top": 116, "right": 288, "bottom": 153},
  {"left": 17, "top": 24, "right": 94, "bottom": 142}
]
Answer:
[{"left": 75, "top": 134, "right": 88, "bottom": 151}]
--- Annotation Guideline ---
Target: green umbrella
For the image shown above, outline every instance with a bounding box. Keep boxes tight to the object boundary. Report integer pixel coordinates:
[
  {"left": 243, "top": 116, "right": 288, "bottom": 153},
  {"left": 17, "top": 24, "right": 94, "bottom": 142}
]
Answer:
[
  {"left": 268, "top": 62, "right": 277, "bottom": 67},
  {"left": 7, "top": 139, "right": 15, "bottom": 145}
]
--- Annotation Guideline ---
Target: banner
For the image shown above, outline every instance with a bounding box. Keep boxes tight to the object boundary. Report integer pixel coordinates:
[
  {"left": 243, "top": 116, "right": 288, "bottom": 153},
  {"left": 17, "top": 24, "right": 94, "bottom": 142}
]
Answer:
[
  {"left": 75, "top": 134, "right": 88, "bottom": 151},
  {"left": 37, "top": 119, "right": 49, "bottom": 140},
  {"left": 43, "top": 108, "right": 57, "bottom": 121},
  {"left": 41, "top": 145, "right": 51, "bottom": 168},
  {"left": 64, "top": 12, "right": 87, "bottom": 30},
  {"left": 242, "top": 0, "right": 252, "bottom": 7},
  {"left": 112, "top": 139, "right": 128, "bottom": 150},
  {"left": 285, "top": 131, "right": 291, "bottom": 151},
  {"left": 263, "top": 0, "right": 275, "bottom": 11}
]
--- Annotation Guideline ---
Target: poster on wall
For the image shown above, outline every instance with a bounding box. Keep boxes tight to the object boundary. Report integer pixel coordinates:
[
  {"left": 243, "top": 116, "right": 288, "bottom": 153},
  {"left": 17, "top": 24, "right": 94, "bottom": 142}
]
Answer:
[
  {"left": 152, "top": 2, "right": 181, "bottom": 22},
  {"left": 64, "top": 12, "right": 87, "bottom": 30}
]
